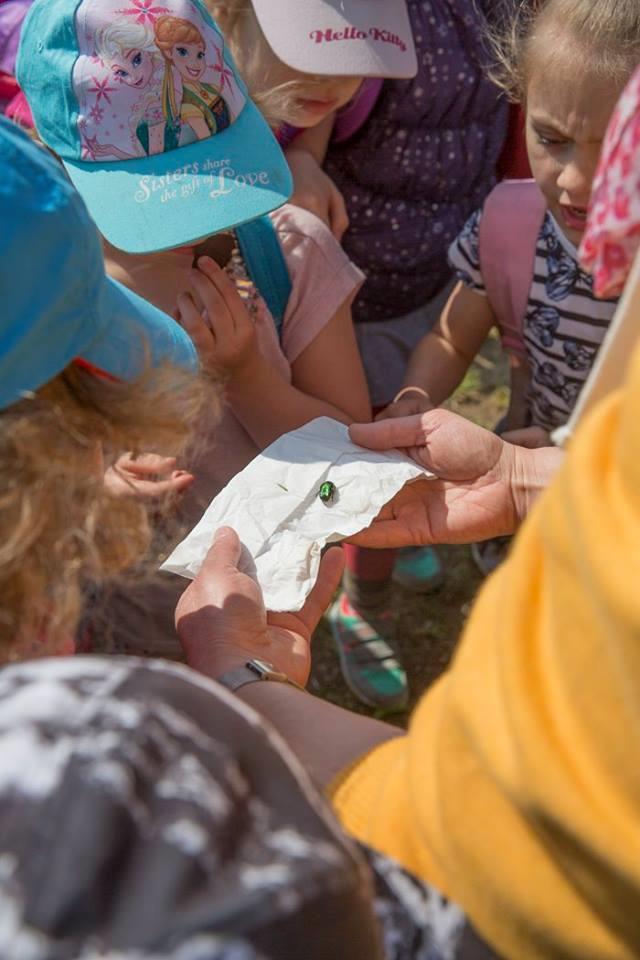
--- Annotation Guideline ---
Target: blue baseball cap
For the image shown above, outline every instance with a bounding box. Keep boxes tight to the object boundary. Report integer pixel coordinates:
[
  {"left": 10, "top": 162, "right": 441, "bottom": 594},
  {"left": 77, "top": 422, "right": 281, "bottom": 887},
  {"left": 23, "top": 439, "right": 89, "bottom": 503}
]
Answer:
[
  {"left": 16, "top": 0, "right": 292, "bottom": 254},
  {"left": 0, "top": 117, "right": 198, "bottom": 410}
]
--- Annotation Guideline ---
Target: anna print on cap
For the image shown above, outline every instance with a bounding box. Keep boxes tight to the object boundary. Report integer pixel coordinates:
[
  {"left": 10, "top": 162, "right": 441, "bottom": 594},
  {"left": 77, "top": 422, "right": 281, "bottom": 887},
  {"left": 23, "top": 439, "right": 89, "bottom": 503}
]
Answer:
[{"left": 73, "top": 0, "right": 246, "bottom": 162}]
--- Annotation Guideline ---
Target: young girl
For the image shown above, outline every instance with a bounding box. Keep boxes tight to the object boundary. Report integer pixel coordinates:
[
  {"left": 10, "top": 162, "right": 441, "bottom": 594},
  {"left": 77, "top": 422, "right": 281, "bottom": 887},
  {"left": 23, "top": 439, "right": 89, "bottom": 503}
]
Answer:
[
  {"left": 0, "top": 117, "right": 207, "bottom": 658},
  {"left": 379, "top": 0, "right": 639, "bottom": 566},
  {"left": 216, "top": 0, "right": 511, "bottom": 712},
  {"left": 209, "top": 0, "right": 416, "bottom": 238},
  {"left": 18, "top": 0, "right": 373, "bottom": 656},
  {"left": 208, "top": 0, "right": 424, "bottom": 710}
]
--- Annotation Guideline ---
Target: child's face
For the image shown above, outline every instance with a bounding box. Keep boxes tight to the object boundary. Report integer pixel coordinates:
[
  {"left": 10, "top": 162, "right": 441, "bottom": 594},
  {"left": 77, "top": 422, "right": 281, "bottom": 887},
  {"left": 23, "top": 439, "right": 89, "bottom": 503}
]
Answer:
[
  {"left": 525, "top": 55, "right": 623, "bottom": 246},
  {"left": 258, "top": 48, "right": 363, "bottom": 127},
  {"left": 170, "top": 41, "right": 206, "bottom": 82},
  {"left": 225, "top": 9, "right": 362, "bottom": 127},
  {"left": 110, "top": 48, "right": 155, "bottom": 88}
]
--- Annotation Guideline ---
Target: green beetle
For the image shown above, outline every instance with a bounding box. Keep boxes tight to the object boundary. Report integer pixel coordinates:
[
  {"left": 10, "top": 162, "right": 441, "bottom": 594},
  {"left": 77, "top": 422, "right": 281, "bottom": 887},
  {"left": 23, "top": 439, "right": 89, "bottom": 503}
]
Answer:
[{"left": 318, "top": 480, "right": 337, "bottom": 504}]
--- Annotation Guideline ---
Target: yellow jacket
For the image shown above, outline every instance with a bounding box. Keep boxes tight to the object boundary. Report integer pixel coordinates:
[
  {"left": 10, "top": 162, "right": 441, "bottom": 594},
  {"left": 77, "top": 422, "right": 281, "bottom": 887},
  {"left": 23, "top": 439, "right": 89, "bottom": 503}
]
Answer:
[{"left": 333, "top": 343, "right": 640, "bottom": 958}]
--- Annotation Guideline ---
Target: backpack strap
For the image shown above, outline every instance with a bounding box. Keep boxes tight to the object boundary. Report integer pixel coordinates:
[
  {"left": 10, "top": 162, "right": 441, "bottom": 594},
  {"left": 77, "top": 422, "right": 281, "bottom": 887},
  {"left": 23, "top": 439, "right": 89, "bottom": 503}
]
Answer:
[
  {"left": 478, "top": 179, "right": 547, "bottom": 357},
  {"left": 235, "top": 216, "right": 292, "bottom": 340}
]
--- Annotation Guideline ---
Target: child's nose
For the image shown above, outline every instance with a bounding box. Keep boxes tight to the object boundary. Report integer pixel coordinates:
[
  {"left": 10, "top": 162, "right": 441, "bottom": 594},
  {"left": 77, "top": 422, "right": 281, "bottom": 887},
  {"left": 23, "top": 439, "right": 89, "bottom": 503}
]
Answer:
[{"left": 556, "top": 153, "right": 597, "bottom": 205}]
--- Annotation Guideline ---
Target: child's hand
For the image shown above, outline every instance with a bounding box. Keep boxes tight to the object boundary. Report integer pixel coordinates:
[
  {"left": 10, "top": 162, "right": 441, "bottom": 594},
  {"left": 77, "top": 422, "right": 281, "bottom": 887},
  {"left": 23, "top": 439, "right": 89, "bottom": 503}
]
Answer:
[
  {"left": 375, "top": 388, "right": 434, "bottom": 421},
  {"left": 500, "top": 426, "right": 551, "bottom": 448},
  {"left": 175, "top": 256, "right": 258, "bottom": 378},
  {"left": 104, "top": 453, "right": 194, "bottom": 499},
  {"left": 286, "top": 148, "right": 349, "bottom": 241}
]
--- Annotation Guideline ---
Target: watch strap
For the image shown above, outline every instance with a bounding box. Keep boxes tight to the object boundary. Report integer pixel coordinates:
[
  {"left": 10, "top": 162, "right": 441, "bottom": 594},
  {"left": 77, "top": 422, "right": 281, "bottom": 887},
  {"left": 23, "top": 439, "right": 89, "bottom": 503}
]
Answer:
[{"left": 217, "top": 659, "right": 305, "bottom": 694}]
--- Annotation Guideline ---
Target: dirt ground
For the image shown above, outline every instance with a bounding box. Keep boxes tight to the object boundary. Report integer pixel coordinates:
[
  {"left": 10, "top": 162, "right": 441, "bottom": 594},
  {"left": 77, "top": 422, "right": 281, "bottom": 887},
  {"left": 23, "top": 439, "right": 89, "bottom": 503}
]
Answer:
[{"left": 309, "top": 333, "right": 509, "bottom": 726}]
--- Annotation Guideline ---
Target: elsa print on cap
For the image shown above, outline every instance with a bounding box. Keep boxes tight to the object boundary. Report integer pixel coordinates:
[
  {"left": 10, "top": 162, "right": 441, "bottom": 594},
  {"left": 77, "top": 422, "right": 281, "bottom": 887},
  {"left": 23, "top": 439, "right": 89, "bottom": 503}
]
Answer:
[{"left": 16, "top": 0, "right": 292, "bottom": 253}]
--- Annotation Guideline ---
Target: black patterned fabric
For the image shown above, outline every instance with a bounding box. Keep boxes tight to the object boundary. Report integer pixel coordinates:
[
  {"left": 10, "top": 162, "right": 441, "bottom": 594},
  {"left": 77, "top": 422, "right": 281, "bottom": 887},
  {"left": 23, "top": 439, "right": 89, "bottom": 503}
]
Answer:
[
  {"left": 0, "top": 657, "right": 498, "bottom": 959},
  {"left": 449, "top": 207, "right": 619, "bottom": 430}
]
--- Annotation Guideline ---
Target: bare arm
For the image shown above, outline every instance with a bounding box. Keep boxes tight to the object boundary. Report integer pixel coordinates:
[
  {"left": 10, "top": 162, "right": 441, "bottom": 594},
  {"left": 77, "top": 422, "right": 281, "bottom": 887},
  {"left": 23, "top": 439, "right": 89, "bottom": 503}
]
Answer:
[
  {"left": 284, "top": 115, "right": 349, "bottom": 240},
  {"left": 401, "top": 281, "right": 496, "bottom": 406},
  {"left": 240, "top": 684, "right": 400, "bottom": 788},
  {"left": 178, "top": 259, "right": 370, "bottom": 448},
  {"left": 226, "top": 305, "right": 371, "bottom": 447}
]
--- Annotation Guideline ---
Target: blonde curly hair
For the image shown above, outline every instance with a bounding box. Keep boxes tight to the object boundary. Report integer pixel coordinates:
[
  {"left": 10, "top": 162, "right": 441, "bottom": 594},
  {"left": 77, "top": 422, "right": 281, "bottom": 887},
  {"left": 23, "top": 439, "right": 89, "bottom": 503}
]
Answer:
[
  {"left": 490, "top": 0, "right": 640, "bottom": 102},
  {"left": 0, "top": 362, "right": 216, "bottom": 660}
]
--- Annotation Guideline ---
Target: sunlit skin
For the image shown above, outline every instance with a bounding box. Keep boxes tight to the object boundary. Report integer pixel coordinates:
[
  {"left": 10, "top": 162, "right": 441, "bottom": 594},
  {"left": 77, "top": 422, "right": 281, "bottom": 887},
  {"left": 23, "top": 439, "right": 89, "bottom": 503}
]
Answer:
[
  {"left": 216, "top": 7, "right": 362, "bottom": 128},
  {"left": 525, "top": 38, "right": 625, "bottom": 246},
  {"left": 259, "top": 54, "right": 362, "bottom": 128},
  {"left": 169, "top": 40, "right": 207, "bottom": 82},
  {"left": 259, "top": 49, "right": 362, "bottom": 128},
  {"left": 109, "top": 47, "right": 155, "bottom": 88}
]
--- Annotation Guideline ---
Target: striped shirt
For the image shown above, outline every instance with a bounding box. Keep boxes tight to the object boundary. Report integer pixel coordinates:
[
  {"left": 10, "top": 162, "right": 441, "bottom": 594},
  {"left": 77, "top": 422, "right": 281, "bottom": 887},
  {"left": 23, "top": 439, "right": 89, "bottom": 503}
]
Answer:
[{"left": 449, "top": 209, "right": 619, "bottom": 431}]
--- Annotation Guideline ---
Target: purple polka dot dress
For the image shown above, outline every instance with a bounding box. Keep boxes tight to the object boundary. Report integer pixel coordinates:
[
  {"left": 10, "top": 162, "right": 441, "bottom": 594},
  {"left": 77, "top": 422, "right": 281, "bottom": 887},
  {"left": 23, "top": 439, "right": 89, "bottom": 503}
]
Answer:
[{"left": 324, "top": 1, "right": 509, "bottom": 402}]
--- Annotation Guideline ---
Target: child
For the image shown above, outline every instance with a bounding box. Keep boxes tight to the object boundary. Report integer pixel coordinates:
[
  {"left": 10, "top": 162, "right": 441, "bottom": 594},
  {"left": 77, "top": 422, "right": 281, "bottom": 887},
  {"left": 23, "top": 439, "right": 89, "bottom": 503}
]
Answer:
[
  {"left": 273, "top": 0, "right": 512, "bottom": 712},
  {"left": 323, "top": 0, "right": 639, "bottom": 713},
  {"left": 207, "top": 0, "right": 426, "bottom": 710},
  {"left": 379, "top": 0, "right": 639, "bottom": 565},
  {"left": 209, "top": 0, "right": 418, "bottom": 241},
  {"left": 0, "top": 116, "right": 205, "bottom": 657},
  {"left": 17, "top": 0, "right": 372, "bottom": 657}
]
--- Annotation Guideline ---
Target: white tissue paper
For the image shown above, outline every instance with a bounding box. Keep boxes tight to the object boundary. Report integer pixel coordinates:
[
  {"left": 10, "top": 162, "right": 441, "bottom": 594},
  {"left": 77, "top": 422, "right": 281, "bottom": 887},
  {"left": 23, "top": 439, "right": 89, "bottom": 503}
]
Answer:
[{"left": 162, "top": 417, "right": 433, "bottom": 611}]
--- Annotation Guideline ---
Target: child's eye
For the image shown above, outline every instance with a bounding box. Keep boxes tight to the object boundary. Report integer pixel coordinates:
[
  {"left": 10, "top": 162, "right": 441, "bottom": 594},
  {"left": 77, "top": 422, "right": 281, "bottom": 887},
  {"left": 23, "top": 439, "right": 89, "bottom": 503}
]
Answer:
[
  {"left": 535, "top": 132, "right": 564, "bottom": 147},
  {"left": 177, "top": 46, "right": 188, "bottom": 57},
  {"left": 132, "top": 52, "right": 142, "bottom": 67},
  {"left": 197, "top": 51, "right": 205, "bottom": 60},
  {"left": 115, "top": 68, "right": 128, "bottom": 79}
]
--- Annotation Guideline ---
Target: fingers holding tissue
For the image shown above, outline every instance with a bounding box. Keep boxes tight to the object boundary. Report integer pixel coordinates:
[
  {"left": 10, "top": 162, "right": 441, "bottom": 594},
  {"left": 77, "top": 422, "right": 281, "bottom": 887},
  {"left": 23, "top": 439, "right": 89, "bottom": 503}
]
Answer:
[{"left": 176, "top": 526, "right": 345, "bottom": 686}]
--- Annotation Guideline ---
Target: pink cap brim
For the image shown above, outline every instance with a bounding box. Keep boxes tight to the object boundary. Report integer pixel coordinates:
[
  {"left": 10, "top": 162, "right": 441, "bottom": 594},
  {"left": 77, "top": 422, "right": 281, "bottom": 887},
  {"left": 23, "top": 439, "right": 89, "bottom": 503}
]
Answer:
[{"left": 252, "top": 0, "right": 417, "bottom": 79}]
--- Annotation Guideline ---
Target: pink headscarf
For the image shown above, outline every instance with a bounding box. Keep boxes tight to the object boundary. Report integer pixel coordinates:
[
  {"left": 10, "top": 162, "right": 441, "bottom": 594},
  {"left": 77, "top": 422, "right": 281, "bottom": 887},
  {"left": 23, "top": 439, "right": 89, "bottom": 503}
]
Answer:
[{"left": 580, "top": 66, "right": 640, "bottom": 299}]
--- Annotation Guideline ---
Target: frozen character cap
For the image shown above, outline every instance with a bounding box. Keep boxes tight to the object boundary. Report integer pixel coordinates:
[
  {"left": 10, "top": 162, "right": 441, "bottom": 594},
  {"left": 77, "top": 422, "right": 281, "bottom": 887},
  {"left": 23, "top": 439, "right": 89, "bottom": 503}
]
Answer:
[
  {"left": 251, "top": 0, "right": 417, "bottom": 79},
  {"left": 16, "top": 0, "right": 292, "bottom": 253},
  {"left": 0, "top": 118, "right": 198, "bottom": 410}
]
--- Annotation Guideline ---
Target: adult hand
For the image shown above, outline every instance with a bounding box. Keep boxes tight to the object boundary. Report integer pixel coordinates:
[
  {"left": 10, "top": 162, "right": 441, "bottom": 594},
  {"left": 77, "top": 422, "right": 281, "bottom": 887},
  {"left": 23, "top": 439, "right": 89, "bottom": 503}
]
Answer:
[
  {"left": 104, "top": 453, "right": 194, "bottom": 499},
  {"left": 175, "top": 256, "right": 258, "bottom": 378},
  {"left": 176, "top": 527, "right": 345, "bottom": 686},
  {"left": 286, "top": 148, "right": 349, "bottom": 240},
  {"left": 348, "top": 409, "right": 562, "bottom": 548}
]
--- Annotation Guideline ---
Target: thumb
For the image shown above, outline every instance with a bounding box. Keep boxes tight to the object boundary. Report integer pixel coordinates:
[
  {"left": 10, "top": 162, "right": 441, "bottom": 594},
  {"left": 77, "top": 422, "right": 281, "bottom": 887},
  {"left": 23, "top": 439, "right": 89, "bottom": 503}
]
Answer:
[
  {"left": 196, "top": 526, "right": 242, "bottom": 582},
  {"left": 349, "top": 415, "right": 428, "bottom": 451},
  {"left": 297, "top": 546, "right": 345, "bottom": 629}
]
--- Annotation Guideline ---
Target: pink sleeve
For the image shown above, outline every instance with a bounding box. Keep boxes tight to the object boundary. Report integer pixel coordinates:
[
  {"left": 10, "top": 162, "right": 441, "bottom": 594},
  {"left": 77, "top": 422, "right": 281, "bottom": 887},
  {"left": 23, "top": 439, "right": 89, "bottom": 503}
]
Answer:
[{"left": 270, "top": 204, "right": 365, "bottom": 364}]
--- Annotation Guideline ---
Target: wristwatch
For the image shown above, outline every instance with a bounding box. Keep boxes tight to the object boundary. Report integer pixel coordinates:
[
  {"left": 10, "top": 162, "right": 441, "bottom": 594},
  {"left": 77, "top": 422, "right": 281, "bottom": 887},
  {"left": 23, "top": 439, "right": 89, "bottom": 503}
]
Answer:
[{"left": 217, "top": 658, "right": 306, "bottom": 694}]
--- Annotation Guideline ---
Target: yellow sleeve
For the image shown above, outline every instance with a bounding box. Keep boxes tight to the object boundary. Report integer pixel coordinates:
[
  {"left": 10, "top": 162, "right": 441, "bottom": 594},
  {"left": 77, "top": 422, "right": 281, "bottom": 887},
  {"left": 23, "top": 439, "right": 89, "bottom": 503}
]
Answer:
[{"left": 332, "top": 341, "right": 640, "bottom": 960}]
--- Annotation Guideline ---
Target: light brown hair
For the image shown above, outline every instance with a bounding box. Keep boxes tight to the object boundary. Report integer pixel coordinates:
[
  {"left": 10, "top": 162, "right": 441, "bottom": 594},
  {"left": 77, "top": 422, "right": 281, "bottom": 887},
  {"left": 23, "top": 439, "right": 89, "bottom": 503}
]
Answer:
[{"left": 490, "top": 0, "right": 640, "bottom": 102}]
